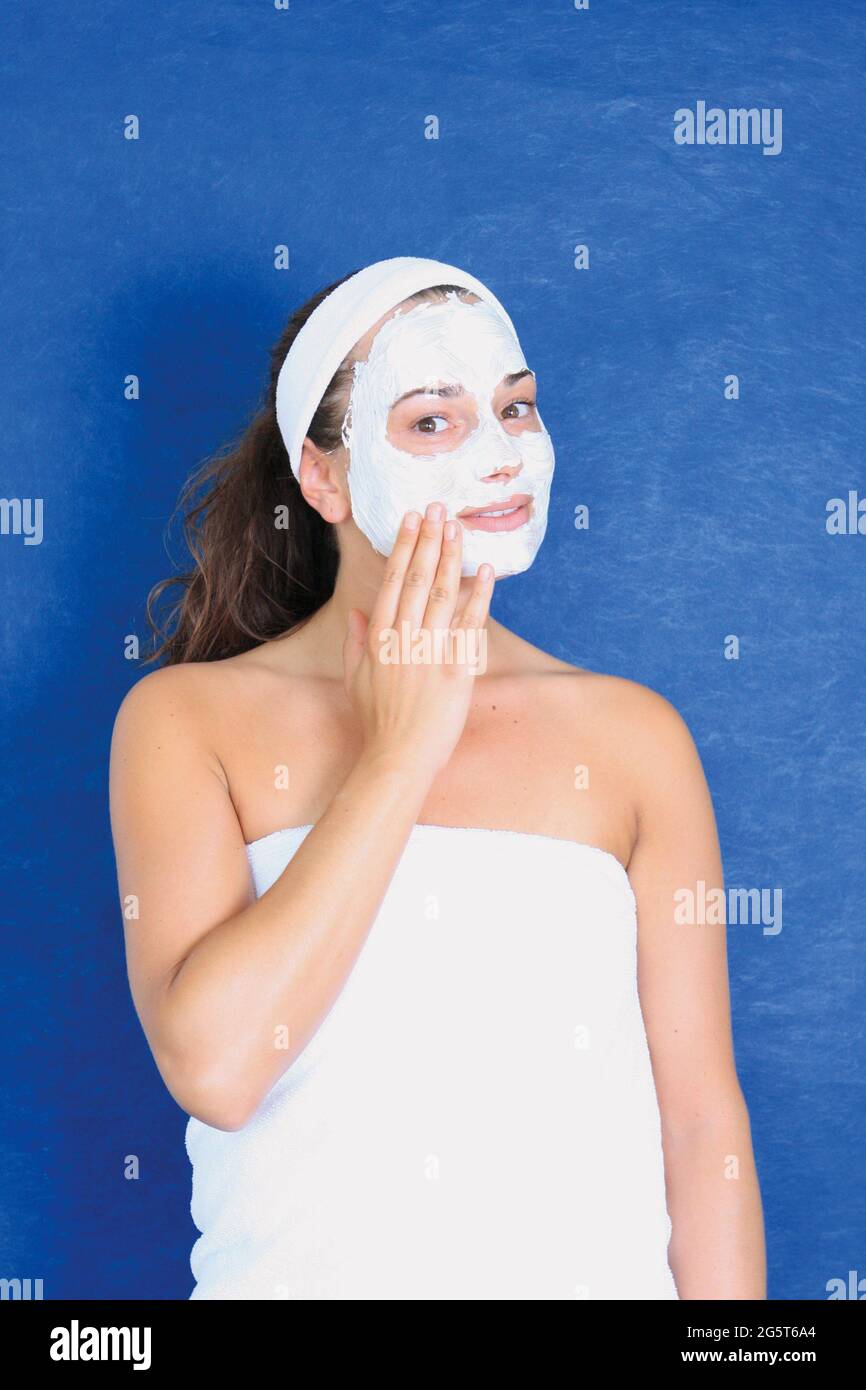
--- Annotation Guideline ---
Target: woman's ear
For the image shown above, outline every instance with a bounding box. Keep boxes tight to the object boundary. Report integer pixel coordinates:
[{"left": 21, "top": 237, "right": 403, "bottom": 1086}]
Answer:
[{"left": 297, "top": 438, "right": 351, "bottom": 524}]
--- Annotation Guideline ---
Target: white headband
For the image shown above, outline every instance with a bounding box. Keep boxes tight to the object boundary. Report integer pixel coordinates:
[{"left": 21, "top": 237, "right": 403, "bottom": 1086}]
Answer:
[{"left": 274, "top": 256, "right": 517, "bottom": 481}]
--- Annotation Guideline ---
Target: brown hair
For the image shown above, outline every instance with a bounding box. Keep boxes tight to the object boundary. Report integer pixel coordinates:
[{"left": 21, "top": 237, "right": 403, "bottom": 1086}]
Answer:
[{"left": 145, "top": 274, "right": 474, "bottom": 665}]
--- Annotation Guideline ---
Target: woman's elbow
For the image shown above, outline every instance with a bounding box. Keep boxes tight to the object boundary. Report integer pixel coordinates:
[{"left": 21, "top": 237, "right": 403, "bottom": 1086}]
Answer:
[{"left": 159, "top": 1049, "right": 257, "bottom": 1133}]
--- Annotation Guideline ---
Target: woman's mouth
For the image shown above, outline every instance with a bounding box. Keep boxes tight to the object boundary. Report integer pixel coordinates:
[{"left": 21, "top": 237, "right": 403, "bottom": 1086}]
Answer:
[{"left": 457, "top": 494, "right": 532, "bottom": 533}]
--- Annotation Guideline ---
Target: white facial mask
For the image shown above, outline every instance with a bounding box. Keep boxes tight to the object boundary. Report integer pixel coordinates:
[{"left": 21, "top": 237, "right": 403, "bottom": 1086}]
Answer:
[{"left": 340, "top": 294, "right": 556, "bottom": 578}]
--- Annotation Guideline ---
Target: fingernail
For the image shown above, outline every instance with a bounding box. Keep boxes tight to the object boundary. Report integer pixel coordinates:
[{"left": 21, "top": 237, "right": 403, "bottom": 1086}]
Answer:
[
  {"left": 405, "top": 511, "right": 421, "bottom": 529},
  {"left": 478, "top": 563, "right": 493, "bottom": 580},
  {"left": 426, "top": 502, "right": 444, "bottom": 521},
  {"left": 444, "top": 520, "right": 458, "bottom": 539}
]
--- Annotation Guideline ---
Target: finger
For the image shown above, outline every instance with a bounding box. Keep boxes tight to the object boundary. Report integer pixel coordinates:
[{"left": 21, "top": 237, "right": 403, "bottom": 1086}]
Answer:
[
  {"left": 395, "top": 502, "right": 447, "bottom": 631},
  {"left": 368, "top": 511, "right": 423, "bottom": 635},
  {"left": 454, "top": 562, "right": 495, "bottom": 636},
  {"left": 421, "top": 516, "right": 463, "bottom": 631}
]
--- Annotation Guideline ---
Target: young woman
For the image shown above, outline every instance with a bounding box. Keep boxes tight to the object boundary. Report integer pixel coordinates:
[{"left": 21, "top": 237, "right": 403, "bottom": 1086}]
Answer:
[{"left": 109, "top": 256, "right": 765, "bottom": 1300}]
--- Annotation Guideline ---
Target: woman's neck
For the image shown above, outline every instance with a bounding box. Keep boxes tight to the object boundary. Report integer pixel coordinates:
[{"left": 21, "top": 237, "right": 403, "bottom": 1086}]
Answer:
[{"left": 274, "top": 567, "right": 521, "bottom": 682}]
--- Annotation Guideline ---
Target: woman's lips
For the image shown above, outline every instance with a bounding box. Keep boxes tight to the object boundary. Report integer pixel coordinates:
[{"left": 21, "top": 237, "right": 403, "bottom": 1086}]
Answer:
[{"left": 457, "top": 494, "right": 532, "bottom": 533}]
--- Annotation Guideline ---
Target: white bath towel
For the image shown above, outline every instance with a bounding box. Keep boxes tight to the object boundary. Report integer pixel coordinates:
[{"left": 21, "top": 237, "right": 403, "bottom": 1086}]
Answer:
[{"left": 185, "top": 823, "right": 679, "bottom": 1300}]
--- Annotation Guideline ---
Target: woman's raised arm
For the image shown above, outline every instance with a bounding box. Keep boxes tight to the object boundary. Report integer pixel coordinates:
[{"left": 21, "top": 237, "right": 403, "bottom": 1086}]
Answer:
[{"left": 110, "top": 506, "right": 493, "bottom": 1132}]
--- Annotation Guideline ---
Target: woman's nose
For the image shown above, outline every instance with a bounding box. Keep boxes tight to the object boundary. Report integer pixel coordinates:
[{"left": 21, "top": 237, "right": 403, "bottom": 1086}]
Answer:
[{"left": 481, "top": 459, "right": 523, "bottom": 483}]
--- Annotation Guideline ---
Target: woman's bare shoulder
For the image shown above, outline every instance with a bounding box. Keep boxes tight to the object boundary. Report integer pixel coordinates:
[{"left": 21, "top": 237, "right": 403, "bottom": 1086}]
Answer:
[
  {"left": 114, "top": 634, "right": 307, "bottom": 712},
  {"left": 111, "top": 651, "right": 271, "bottom": 749},
  {"left": 109, "top": 665, "right": 226, "bottom": 796},
  {"left": 113, "top": 658, "right": 232, "bottom": 729},
  {"left": 518, "top": 649, "right": 697, "bottom": 756},
  {"left": 110, "top": 636, "right": 327, "bottom": 765},
  {"left": 501, "top": 626, "right": 684, "bottom": 714},
  {"left": 554, "top": 667, "right": 707, "bottom": 799}
]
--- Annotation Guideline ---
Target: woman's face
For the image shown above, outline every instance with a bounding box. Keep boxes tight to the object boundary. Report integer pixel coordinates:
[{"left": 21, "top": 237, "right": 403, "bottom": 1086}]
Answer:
[{"left": 339, "top": 291, "right": 556, "bottom": 578}]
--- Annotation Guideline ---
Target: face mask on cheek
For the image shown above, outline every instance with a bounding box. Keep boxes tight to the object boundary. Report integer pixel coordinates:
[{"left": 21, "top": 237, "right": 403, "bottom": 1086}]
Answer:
[{"left": 340, "top": 294, "right": 556, "bottom": 579}]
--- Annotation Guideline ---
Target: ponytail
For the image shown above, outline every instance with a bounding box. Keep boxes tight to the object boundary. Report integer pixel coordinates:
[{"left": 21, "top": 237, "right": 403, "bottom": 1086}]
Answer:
[{"left": 144, "top": 271, "right": 359, "bottom": 665}]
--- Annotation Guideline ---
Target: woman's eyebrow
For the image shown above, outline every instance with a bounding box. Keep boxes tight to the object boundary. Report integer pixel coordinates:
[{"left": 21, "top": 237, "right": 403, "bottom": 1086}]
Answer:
[{"left": 390, "top": 369, "right": 535, "bottom": 410}]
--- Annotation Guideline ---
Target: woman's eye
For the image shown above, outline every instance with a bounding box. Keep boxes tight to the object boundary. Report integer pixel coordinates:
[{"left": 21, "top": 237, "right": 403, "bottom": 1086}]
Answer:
[
  {"left": 412, "top": 415, "right": 450, "bottom": 434},
  {"left": 502, "top": 398, "right": 536, "bottom": 420},
  {"left": 409, "top": 399, "right": 536, "bottom": 433}
]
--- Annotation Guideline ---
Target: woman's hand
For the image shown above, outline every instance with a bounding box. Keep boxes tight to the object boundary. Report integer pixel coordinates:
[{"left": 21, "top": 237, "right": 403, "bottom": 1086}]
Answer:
[{"left": 343, "top": 501, "right": 494, "bottom": 780}]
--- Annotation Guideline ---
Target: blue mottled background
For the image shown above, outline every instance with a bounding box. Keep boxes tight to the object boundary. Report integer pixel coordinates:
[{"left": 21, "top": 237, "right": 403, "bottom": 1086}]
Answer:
[{"left": 2, "top": 0, "right": 864, "bottom": 1299}]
